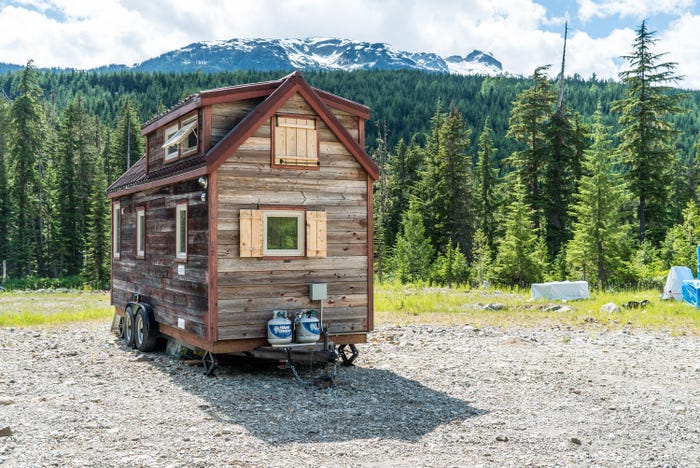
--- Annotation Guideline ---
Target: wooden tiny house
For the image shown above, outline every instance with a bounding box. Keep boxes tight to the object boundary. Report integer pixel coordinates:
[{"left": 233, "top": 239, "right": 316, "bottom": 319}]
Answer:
[{"left": 108, "top": 72, "right": 379, "bottom": 359}]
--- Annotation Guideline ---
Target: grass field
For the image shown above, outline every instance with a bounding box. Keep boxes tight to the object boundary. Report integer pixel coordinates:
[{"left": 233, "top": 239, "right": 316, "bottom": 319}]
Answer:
[
  {"left": 0, "top": 290, "right": 113, "bottom": 327},
  {"left": 1, "top": 284, "right": 699, "bottom": 333}
]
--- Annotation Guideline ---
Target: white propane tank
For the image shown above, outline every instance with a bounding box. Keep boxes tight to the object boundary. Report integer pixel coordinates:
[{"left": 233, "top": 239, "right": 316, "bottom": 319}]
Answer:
[
  {"left": 295, "top": 309, "right": 320, "bottom": 343},
  {"left": 267, "top": 310, "right": 293, "bottom": 345}
]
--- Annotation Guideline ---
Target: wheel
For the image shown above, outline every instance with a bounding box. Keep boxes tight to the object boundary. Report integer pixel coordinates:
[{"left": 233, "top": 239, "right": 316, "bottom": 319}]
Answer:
[
  {"left": 134, "top": 307, "right": 158, "bottom": 352},
  {"left": 123, "top": 306, "right": 136, "bottom": 348},
  {"left": 337, "top": 344, "right": 359, "bottom": 366}
]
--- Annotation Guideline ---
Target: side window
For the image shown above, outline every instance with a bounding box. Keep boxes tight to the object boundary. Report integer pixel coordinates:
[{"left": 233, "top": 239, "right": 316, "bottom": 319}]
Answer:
[
  {"left": 113, "top": 202, "right": 121, "bottom": 259},
  {"left": 176, "top": 202, "right": 188, "bottom": 260},
  {"left": 273, "top": 115, "right": 318, "bottom": 167},
  {"left": 239, "top": 209, "right": 326, "bottom": 258},
  {"left": 164, "top": 124, "right": 179, "bottom": 161},
  {"left": 136, "top": 207, "right": 145, "bottom": 259},
  {"left": 162, "top": 115, "right": 198, "bottom": 162}
]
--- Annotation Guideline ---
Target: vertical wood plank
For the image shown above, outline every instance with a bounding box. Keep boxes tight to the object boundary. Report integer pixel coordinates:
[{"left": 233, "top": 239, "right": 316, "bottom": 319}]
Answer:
[
  {"left": 287, "top": 126, "right": 297, "bottom": 157},
  {"left": 306, "top": 211, "right": 327, "bottom": 257},
  {"left": 239, "top": 209, "right": 263, "bottom": 257}
]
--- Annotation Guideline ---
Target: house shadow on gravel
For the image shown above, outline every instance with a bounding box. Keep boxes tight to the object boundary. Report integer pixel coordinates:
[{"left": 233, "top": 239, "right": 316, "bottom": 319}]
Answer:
[{"left": 163, "top": 358, "right": 485, "bottom": 445}]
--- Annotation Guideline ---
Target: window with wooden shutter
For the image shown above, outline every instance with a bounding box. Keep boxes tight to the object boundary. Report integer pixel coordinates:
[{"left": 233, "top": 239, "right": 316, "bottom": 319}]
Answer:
[
  {"left": 239, "top": 209, "right": 263, "bottom": 257},
  {"left": 306, "top": 211, "right": 327, "bottom": 257},
  {"left": 273, "top": 115, "right": 319, "bottom": 167},
  {"left": 239, "top": 209, "right": 326, "bottom": 258}
]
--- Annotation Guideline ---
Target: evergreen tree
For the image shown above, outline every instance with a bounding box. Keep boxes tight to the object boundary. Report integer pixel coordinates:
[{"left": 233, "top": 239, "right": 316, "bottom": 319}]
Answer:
[
  {"left": 389, "top": 200, "right": 435, "bottom": 283},
  {"left": 661, "top": 201, "right": 700, "bottom": 271},
  {"left": 53, "top": 96, "right": 98, "bottom": 275},
  {"left": 475, "top": 117, "right": 499, "bottom": 253},
  {"left": 372, "top": 121, "right": 391, "bottom": 281},
  {"left": 384, "top": 136, "right": 424, "bottom": 249},
  {"left": 493, "top": 182, "right": 543, "bottom": 286},
  {"left": 8, "top": 61, "right": 44, "bottom": 277},
  {"left": 108, "top": 97, "right": 142, "bottom": 183},
  {"left": 421, "top": 105, "right": 473, "bottom": 255},
  {"left": 0, "top": 100, "right": 9, "bottom": 276},
  {"left": 566, "top": 108, "right": 631, "bottom": 289},
  {"left": 83, "top": 148, "right": 110, "bottom": 288},
  {"left": 612, "top": 20, "right": 685, "bottom": 244},
  {"left": 430, "top": 241, "right": 469, "bottom": 285},
  {"left": 471, "top": 229, "right": 493, "bottom": 286},
  {"left": 542, "top": 107, "right": 578, "bottom": 257},
  {"left": 506, "top": 66, "right": 556, "bottom": 229}
]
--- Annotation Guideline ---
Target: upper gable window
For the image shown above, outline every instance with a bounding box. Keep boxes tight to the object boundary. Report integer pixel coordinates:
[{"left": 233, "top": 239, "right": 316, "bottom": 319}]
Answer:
[
  {"left": 273, "top": 115, "right": 319, "bottom": 168},
  {"left": 162, "top": 115, "right": 198, "bottom": 162}
]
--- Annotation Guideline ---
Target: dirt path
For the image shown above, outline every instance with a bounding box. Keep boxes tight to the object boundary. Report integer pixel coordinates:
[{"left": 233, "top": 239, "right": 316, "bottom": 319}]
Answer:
[{"left": 1, "top": 323, "right": 698, "bottom": 467}]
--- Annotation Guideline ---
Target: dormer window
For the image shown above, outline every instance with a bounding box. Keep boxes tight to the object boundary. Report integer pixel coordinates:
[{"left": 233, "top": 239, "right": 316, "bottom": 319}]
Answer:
[
  {"left": 273, "top": 115, "right": 319, "bottom": 168},
  {"left": 163, "top": 115, "right": 198, "bottom": 162}
]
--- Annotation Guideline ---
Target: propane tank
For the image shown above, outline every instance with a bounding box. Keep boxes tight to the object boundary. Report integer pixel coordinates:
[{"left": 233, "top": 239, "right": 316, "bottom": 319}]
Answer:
[
  {"left": 267, "top": 310, "right": 293, "bottom": 345},
  {"left": 295, "top": 309, "right": 320, "bottom": 343}
]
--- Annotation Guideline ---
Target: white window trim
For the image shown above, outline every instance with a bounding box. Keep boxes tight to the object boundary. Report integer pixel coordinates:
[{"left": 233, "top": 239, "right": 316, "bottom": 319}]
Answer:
[
  {"left": 136, "top": 207, "right": 145, "bottom": 258},
  {"left": 176, "top": 203, "right": 188, "bottom": 260},
  {"left": 179, "top": 117, "right": 198, "bottom": 155},
  {"left": 263, "top": 210, "right": 304, "bottom": 257},
  {"left": 113, "top": 202, "right": 121, "bottom": 259},
  {"left": 164, "top": 123, "right": 180, "bottom": 161}
]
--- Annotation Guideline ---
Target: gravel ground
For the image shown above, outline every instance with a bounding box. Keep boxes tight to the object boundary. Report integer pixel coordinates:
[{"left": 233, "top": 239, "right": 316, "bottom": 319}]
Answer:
[{"left": 1, "top": 321, "right": 699, "bottom": 467}]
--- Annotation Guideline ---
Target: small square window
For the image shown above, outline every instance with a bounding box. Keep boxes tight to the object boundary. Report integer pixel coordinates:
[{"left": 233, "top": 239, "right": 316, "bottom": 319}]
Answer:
[
  {"left": 164, "top": 124, "right": 179, "bottom": 161},
  {"left": 162, "top": 116, "right": 198, "bottom": 162},
  {"left": 263, "top": 211, "right": 304, "bottom": 256}
]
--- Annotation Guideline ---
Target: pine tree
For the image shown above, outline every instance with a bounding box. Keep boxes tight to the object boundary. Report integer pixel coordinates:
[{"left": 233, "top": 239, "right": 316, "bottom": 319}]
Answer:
[
  {"left": 661, "top": 201, "right": 700, "bottom": 271},
  {"left": 566, "top": 107, "right": 631, "bottom": 289},
  {"left": 389, "top": 199, "right": 435, "bottom": 283},
  {"left": 475, "top": 117, "right": 499, "bottom": 253},
  {"left": 8, "top": 61, "right": 44, "bottom": 277},
  {"left": 421, "top": 105, "right": 473, "bottom": 255},
  {"left": 612, "top": 20, "right": 685, "bottom": 244},
  {"left": 506, "top": 66, "right": 556, "bottom": 229},
  {"left": 471, "top": 229, "right": 493, "bottom": 286},
  {"left": 493, "top": 182, "right": 543, "bottom": 286},
  {"left": 430, "top": 240, "right": 470, "bottom": 285},
  {"left": 384, "top": 136, "right": 423, "bottom": 249},
  {"left": 0, "top": 100, "right": 10, "bottom": 277},
  {"left": 83, "top": 147, "right": 110, "bottom": 289},
  {"left": 108, "top": 97, "right": 143, "bottom": 183},
  {"left": 372, "top": 121, "right": 391, "bottom": 281}
]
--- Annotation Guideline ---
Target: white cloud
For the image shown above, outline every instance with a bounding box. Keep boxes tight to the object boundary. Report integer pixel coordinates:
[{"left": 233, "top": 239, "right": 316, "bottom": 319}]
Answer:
[
  {"left": 577, "top": 0, "right": 694, "bottom": 23},
  {"left": 661, "top": 13, "right": 700, "bottom": 89},
  {"left": 0, "top": 0, "right": 697, "bottom": 89}
]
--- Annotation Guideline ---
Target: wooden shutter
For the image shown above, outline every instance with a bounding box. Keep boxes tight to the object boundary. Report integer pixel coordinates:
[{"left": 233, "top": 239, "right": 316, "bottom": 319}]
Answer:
[
  {"left": 306, "top": 211, "right": 327, "bottom": 257},
  {"left": 240, "top": 209, "right": 263, "bottom": 257}
]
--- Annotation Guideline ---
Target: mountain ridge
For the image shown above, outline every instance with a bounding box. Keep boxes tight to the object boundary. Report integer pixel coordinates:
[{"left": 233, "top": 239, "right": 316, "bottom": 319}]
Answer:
[{"left": 1, "top": 37, "right": 505, "bottom": 76}]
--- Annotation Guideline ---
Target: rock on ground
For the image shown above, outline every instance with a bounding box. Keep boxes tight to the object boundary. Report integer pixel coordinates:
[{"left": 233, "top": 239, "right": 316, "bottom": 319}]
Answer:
[{"left": 1, "top": 323, "right": 699, "bottom": 467}]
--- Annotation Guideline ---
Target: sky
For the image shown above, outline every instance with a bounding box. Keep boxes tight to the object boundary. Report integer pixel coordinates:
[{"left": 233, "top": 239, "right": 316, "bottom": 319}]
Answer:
[{"left": 1, "top": 0, "right": 700, "bottom": 88}]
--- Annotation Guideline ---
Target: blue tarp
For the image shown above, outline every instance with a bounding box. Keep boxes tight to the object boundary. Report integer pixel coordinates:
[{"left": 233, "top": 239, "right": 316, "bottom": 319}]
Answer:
[{"left": 681, "top": 279, "right": 700, "bottom": 307}]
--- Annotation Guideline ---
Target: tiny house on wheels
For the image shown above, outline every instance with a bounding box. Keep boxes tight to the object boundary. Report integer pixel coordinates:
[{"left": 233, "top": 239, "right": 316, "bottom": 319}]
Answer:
[{"left": 108, "top": 72, "right": 379, "bottom": 371}]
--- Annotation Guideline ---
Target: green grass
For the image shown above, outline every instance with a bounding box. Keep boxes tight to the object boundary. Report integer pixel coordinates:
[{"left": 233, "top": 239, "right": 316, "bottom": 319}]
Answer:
[
  {"left": 0, "top": 290, "right": 113, "bottom": 327},
  {"left": 375, "top": 281, "right": 700, "bottom": 333}
]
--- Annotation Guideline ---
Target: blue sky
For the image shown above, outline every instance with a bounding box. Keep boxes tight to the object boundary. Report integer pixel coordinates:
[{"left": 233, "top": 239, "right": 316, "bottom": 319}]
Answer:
[{"left": 1, "top": 0, "right": 699, "bottom": 88}]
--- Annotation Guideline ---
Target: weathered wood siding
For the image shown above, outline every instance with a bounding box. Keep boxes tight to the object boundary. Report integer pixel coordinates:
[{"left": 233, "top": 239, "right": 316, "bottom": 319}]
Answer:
[
  {"left": 112, "top": 180, "right": 209, "bottom": 337},
  {"left": 216, "top": 92, "right": 369, "bottom": 341},
  {"left": 211, "top": 99, "right": 264, "bottom": 148}
]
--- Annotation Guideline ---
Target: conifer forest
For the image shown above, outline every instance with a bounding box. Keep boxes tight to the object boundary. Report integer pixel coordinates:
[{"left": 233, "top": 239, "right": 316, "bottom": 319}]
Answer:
[{"left": 3, "top": 23, "right": 700, "bottom": 290}]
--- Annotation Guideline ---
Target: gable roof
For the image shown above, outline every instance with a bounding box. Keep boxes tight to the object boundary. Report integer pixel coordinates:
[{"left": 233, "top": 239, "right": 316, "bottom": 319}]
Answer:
[{"left": 108, "top": 72, "right": 378, "bottom": 197}]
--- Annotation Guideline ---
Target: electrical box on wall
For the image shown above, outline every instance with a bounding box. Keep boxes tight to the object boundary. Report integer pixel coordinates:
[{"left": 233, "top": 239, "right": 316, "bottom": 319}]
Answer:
[{"left": 309, "top": 283, "right": 327, "bottom": 301}]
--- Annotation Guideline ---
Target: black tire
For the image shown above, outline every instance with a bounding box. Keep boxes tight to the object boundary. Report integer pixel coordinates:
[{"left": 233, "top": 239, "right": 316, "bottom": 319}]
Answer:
[
  {"left": 123, "top": 306, "right": 136, "bottom": 348},
  {"left": 134, "top": 307, "right": 158, "bottom": 352}
]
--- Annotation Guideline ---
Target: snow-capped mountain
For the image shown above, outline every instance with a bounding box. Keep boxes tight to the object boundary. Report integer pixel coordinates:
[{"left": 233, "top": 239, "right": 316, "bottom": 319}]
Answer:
[{"left": 131, "top": 37, "right": 504, "bottom": 76}]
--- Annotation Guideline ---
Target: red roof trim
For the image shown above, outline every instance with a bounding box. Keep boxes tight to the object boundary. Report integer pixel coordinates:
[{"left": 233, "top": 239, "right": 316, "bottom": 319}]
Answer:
[
  {"left": 314, "top": 88, "right": 370, "bottom": 120},
  {"left": 141, "top": 97, "right": 201, "bottom": 135}
]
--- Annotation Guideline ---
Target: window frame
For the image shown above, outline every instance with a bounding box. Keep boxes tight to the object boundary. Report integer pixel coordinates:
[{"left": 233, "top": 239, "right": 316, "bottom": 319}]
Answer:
[
  {"left": 112, "top": 201, "right": 121, "bottom": 260},
  {"left": 262, "top": 210, "right": 305, "bottom": 257},
  {"left": 175, "top": 202, "right": 188, "bottom": 261},
  {"left": 164, "top": 123, "right": 180, "bottom": 161},
  {"left": 136, "top": 206, "right": 146, "bottom": 259},
  {"left": 271, "top": 114, "right": 320, "bottom": 169},
  {"left": 162, "top": 113, "right": 198, "bottom": 163}
]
